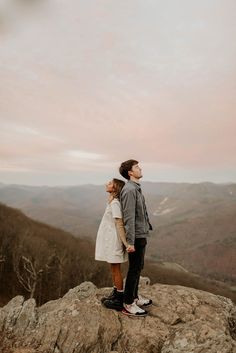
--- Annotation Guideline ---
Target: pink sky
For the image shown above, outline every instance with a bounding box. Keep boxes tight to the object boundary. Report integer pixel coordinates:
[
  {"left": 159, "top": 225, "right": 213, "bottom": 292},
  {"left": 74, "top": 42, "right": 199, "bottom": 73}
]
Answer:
[{"left": 0, "top": 0, "right": 236, "bottom": 185}]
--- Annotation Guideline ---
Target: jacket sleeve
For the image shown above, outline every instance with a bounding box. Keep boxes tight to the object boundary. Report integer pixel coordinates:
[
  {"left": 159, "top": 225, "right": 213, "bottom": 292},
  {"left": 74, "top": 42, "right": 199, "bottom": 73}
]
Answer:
[{"left": 120, "top": 188, "right": 136, "bottom": 245}]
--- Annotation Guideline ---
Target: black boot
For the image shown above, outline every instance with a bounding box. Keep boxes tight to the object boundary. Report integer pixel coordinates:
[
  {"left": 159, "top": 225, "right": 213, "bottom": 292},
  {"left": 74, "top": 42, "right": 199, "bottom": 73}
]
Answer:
[
  {"left": 103, "top": 290, "right": 123, "bottom": 311},
  {"left": 101, "top": 287, "right": 117, "bottom": 303}
]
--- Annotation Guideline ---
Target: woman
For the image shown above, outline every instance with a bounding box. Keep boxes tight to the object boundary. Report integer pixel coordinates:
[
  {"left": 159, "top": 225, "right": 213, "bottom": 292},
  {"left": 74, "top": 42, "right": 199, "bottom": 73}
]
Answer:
[{"left": 95, "top": 178, "right": 128, "bottom": 310}]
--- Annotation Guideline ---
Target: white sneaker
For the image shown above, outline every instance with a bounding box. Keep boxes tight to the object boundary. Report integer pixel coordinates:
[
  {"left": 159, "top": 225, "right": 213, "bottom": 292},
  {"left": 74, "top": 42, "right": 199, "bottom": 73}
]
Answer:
[
  {"left": 122, "top": 302, "right": 147, "bottom": 317},
  {"left": 135, "top": 294, "right": 152, "bottom": 307}
]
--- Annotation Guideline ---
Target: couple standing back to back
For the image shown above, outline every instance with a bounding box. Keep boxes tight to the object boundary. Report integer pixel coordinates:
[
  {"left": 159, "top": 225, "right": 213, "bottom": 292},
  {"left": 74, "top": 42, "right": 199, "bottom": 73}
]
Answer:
[{"left": 95, "top": 159, "right": 153, "bottom": 317}]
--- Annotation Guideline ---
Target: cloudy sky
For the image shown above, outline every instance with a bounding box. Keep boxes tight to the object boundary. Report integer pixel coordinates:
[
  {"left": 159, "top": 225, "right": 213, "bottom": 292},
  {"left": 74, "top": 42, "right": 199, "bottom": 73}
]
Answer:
[{"left": 0, "top": 0, "right": 236, "bottom": 185}]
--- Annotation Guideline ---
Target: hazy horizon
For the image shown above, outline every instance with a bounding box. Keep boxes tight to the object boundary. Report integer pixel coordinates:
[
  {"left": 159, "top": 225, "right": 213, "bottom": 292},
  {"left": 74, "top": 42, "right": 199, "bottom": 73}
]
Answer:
[
  {"left": 1, "top": 0, "right": 236, "bottom": 185},
  {"left": 0, "top": 179, "right": 235, "bottom": 188}
]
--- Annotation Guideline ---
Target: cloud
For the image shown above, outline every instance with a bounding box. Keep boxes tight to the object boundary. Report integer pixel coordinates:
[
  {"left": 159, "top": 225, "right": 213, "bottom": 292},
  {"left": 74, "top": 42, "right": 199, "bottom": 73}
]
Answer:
[
  {"left": 67, "top": 150, "right": 105, "bottom": 160},
  {"left": 0, "top": 0, "right": 235, "bottom": 184}
]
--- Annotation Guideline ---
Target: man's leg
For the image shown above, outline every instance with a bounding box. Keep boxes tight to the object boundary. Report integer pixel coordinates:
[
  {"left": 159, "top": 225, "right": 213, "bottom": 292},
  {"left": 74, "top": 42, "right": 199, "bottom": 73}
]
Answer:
[
  {"left": 123, "top": 238, "right": 146, "bottom": 304},
  {"left": 133, "top": 238, "right": 147, "bottom": 299},
  {"left": 132, "top": 239, "right": 152, "bottom": 308}
]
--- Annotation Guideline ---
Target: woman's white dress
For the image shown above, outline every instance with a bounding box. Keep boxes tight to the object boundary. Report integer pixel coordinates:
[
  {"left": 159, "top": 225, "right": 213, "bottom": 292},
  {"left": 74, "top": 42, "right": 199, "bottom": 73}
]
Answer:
[{"left": 95, "top": 198, "right": 128, "bottom": 264}]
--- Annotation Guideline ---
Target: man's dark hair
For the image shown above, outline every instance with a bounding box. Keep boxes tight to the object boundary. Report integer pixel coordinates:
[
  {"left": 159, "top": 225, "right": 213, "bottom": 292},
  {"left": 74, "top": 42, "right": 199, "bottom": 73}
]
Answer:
[{"left": 119, "top": 159, "right": 139, "bottom": 180}]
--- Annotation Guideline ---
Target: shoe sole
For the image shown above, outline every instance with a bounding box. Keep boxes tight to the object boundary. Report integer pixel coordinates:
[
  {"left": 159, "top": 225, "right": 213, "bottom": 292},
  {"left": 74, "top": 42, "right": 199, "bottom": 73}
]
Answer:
[
  {"left": 139, "top": 303, "right": 153, "bottom": 308},
  {"left": 102, "top": 303, "right": 123, "bottom": 311},
  {"left": 121, "top": 308, "right": 147, "bottom": 317}
]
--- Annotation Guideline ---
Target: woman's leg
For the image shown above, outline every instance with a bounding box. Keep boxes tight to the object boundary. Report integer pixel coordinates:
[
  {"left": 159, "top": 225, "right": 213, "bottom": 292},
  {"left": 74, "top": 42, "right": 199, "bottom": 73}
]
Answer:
[
  {"left": 103, "top": 263, "right": 124, "bottom": 310},
  {"left": 110, "top": 263, "right": 123, "bottom": 290}
]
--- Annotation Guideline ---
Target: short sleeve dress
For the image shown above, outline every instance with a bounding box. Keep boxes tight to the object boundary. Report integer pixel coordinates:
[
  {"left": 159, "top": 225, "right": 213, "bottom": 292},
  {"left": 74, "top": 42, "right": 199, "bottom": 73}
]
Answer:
[{"left": 95, "top": 198, "right": 128, "bottom": 264}]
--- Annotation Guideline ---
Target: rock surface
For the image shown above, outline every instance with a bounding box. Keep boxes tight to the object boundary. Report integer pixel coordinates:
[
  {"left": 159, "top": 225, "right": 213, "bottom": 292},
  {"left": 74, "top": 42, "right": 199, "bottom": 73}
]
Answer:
[{"left": 0, "top": 280, "right": 236, "bottom": 353}]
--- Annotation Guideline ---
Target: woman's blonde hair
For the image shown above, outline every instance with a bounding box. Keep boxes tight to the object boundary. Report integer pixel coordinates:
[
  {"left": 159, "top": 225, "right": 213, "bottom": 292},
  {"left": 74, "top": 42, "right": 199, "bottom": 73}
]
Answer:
[{"left": 112, "top": 178, "right": 125, "bottom": 199}]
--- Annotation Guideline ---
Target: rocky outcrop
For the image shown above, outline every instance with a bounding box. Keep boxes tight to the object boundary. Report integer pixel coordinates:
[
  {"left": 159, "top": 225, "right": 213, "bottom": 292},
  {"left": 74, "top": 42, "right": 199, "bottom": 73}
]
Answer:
[{"left": 0, "top": 279, "right": 236, "bottom": 353}]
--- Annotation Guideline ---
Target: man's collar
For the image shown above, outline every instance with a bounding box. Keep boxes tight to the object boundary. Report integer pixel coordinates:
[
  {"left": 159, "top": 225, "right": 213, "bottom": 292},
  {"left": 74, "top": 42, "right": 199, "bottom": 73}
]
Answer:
[{"left": 128, "top": 180, "right": 141, "bottom": 190}]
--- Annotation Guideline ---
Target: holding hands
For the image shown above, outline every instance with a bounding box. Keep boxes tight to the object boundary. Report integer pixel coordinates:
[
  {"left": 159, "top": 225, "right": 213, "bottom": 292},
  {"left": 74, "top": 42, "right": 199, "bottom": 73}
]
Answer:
[{"left": 126, "top": 244, "right": 135, "bottom": 253}]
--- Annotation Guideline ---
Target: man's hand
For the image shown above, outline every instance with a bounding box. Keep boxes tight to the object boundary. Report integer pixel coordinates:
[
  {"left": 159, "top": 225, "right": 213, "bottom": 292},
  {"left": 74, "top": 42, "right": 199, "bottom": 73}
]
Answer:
[{"left": 126, "top": 245, "right": 135, "bottom": 253}]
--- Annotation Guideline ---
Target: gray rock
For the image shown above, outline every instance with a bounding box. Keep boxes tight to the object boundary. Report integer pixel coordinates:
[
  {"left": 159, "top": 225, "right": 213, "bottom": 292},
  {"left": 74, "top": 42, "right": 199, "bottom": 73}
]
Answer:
[{"left": 0, "top": 280, "right": 235, "bottom": 353}]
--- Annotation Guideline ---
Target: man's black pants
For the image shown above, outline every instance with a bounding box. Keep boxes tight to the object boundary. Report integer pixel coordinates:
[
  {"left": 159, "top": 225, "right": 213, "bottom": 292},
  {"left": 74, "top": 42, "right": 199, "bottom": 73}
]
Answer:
[{"left": 123, "top": 238, "right": 147, "bottom": 304}]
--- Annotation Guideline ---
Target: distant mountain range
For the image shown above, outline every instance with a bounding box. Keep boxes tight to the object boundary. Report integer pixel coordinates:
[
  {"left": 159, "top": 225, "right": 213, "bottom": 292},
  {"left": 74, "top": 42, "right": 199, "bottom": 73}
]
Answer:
[
  {"left": 0, "top": 181, "right": 235, "bottom": 284},
  {"left": 1, "top": 202, "right": 235, "bottom": 307},
  {"left": 145, "top": 182, "right": 236, "bottom": 284}
]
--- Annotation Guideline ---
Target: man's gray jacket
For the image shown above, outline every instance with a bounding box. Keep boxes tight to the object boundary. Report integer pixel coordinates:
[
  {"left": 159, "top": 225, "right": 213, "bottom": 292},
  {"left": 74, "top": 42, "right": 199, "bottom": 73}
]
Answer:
[{"left": 120, "top": 180, "right": 152, "bottom": 245}]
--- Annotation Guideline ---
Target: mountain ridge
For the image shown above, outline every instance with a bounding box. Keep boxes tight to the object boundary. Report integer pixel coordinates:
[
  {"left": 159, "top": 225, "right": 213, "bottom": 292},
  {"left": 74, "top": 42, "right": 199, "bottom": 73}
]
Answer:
[
  {"left": 1, "top": 202, "right": 236, "bottom": 308},
  {"left": 0, "top": 182, "right": 235, "bottom": 284}
]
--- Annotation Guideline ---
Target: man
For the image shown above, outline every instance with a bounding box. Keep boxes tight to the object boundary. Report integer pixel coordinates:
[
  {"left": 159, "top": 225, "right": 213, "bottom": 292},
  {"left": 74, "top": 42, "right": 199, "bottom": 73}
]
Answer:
[{"left": 119, "top": 159, "right": 152, "bottom": 316}]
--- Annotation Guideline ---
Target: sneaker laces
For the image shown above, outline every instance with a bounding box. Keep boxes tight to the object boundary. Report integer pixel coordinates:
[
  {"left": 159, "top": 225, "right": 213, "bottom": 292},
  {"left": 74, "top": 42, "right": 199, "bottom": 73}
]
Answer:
[
  {"left": 135, "top": 294, "right": 151, "bottom": 306},
  {"left": 124, "top": 302, "right": 145, "bottom": 314}
]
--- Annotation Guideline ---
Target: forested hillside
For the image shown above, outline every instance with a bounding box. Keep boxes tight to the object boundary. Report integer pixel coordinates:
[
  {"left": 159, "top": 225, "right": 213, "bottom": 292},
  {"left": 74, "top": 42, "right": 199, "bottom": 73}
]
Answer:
[{"left": 0, "top": 203, "right": 109, "bottom": 306}]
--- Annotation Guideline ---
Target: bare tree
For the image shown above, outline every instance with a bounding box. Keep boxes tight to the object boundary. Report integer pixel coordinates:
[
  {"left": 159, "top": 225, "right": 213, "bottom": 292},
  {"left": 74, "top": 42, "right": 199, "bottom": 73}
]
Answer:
[
  {"left": 0, "top": 254, "right": 6, "bottom": 278},
  {"left": 15, "top": 256, "right": 43, "bottom": 298},
  {"left": 45, "top": 251, "right": 67, "bottom": 298}
]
